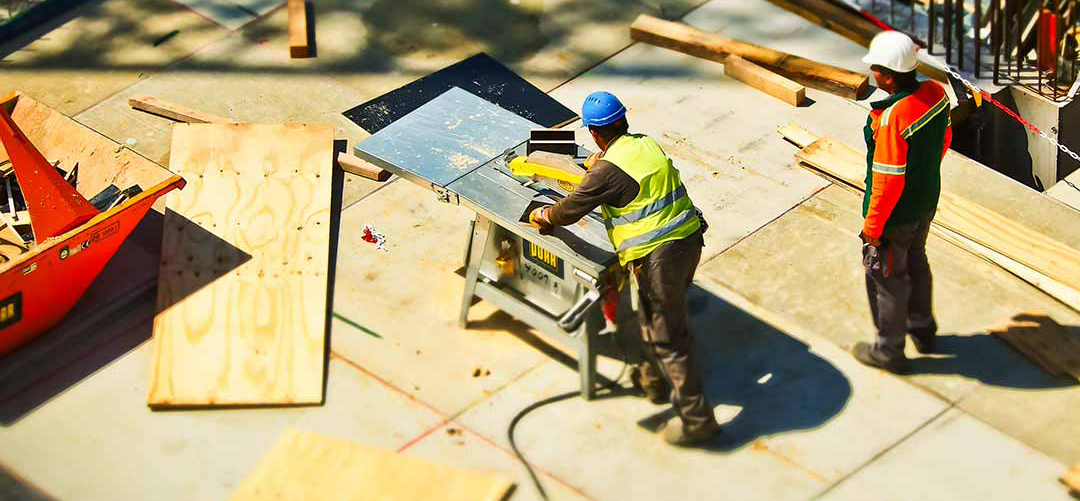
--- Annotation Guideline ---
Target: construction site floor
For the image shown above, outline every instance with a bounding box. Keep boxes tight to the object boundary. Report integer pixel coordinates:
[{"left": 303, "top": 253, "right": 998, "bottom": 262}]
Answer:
[{"left": 1, "top": 0, "right": 1078, "bottom": 499}]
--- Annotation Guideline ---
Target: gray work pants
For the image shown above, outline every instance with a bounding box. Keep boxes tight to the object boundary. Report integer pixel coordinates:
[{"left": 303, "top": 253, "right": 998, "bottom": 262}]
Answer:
[
  {"left": 633, "top": 230, "right": 717, "bottom": 431},
  {"left": 862, "top": 212, "right": 936, "bottom": 358}
]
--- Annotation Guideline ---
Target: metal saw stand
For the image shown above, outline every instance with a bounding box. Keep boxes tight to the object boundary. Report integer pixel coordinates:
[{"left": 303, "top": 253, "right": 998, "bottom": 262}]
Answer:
[
  {"left": 355, "top": 87, "right": 622, "bottom": 401},
  {"left": 459, "top": 214, "right": 606, "bottom": 399}
]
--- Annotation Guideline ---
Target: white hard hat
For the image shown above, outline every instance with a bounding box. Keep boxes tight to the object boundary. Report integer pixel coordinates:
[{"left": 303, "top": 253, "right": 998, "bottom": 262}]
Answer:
[{"left": 862, "top": 31, "right": 919, "bottom": 73}]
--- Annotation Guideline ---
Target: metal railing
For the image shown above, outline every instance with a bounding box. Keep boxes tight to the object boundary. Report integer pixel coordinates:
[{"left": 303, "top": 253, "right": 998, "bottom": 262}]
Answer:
[{"left": 858, "top": 0, "right": 1080, "bottom": 101}]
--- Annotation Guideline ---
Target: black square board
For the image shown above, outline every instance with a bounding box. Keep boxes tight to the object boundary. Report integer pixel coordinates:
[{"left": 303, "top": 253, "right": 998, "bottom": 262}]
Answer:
[{"left": 342, "top": 53, "right": 578, "bottom": 134}]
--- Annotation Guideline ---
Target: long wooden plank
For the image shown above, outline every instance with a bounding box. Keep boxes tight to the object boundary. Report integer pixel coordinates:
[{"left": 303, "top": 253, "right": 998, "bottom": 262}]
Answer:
[
  {"left": 230, "top": 428, "right": 514, "bottom": 501},
  {"left": 148, "top": 123, "right": 333, "bottom": 406},
  {"left": 791, "top": 131, "right": 1080, "bottom": 312},
  {"left": 630, "top": 14, "right": 868, "bottom": 99},
  {"left": 724, "top": 55, "right": 806, "bottom": 106},
  {"left": 128, "top": 94, "right": 230, "bottom": 124},
  {"left": 287, "top": 0, "right": 310, "bottom": 58}
]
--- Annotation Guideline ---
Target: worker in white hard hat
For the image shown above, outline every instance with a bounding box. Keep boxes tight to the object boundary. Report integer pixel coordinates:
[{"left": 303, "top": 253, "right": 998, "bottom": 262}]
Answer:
[
  {"left": 530, "top": 91, "right": 721, "bottom": 447},
  {"left": 854, "top": 31, "right": 953, "bottom": 373}
]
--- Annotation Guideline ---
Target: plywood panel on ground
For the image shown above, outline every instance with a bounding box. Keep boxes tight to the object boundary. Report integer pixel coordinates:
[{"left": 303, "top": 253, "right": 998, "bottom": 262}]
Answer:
[
  {"left": 229, "top": 428, "right": 514, "bottom": 501},
  {"left": 148, "top": 123, "right": 333, "bottom": 406}
]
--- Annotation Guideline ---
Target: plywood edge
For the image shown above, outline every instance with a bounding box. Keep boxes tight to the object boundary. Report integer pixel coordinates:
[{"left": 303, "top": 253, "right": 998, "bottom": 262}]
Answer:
[{"left": 778, "top": 123, "right": 820, "bottom": 149}]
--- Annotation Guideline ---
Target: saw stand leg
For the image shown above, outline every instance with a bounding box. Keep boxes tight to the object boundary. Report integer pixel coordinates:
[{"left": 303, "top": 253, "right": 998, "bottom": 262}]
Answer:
[
  {"left": 459, "top": 215, "right": 492, "bottom": 329},
  {"left": 577, "top": 312, "right": 600, "bottom": 400}
]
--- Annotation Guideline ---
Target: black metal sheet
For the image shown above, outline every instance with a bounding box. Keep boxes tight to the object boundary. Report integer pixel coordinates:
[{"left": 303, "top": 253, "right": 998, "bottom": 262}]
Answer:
[{"left": 342, "top": 53, "right": 578, "bottom": 134}]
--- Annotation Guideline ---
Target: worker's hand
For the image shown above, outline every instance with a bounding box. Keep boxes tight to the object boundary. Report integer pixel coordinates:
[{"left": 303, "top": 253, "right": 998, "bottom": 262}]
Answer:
[
  {"left": 860, "top": 231, "right": 882, "bottom": 247},
  {"left": 530, "top": 206, "right": 554, "bottom": 235}
]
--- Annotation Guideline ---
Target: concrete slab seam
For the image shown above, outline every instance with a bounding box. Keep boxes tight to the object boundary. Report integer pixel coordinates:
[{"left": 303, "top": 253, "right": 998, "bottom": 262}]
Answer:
[
  {"left": 808, "top": 403, "right": 955, "bottom": 500},
  {"left": 72, "top": 29, "right": 238, "bottom": 117},
  {"left": 328, "top": 351, "right": 596, "bottom": 499},
  {"left": 698, "top": 183, "right": 828, "bottom": 268}
]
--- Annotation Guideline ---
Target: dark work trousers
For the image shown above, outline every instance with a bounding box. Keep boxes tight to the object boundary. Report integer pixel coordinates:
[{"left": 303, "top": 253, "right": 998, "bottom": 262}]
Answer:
[
  {"left": 633, "top": 230, "right": 717, "bottom": 431},
  {"left": 863, "top": 211, "right": 936, "bottom": 358}
]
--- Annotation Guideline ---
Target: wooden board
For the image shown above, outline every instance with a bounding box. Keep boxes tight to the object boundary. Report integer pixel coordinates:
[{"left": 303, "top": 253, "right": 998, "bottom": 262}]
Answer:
[
  {"left": 126, "top": 95, "right": 390, "bottom": 182},
  {"left": 288, "top": 0, "right": 310, "bottom": 58},
  {"left": 230, "top": 428, "right": 514, "bottom": 501},
  {"left": 337, "top": 151, "right": 390, "bottom": 182},
  {"left": 629, "top": 14, "right": 868, "bottom": 99},
  {"left": 148, "top": 123, "right": 333, "bottom": 406},
  {"left": 792, "top": 132, "right": 1080, "bottom": 313},
  {"left": 128, "top": 94, "right": 230, "bottom": 124},
  {"left": 989, "top": 311, "right": 1080, "bottom": 381},
  {"left": 724, "top": 55, "right": 806, "bottom": 106},
  {"left": 1063, "top": 464, "right": 1080, "bottom": 492}
]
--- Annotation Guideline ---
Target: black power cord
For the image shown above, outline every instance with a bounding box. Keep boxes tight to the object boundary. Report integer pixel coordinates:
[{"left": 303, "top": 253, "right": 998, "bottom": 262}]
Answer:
[{"left": 507, "top": 330, "right": 632, "bottom": 500}]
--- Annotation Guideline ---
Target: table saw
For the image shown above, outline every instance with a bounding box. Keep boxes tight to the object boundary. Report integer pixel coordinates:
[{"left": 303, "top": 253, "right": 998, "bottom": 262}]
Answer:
[{"left": 354, "top": 87, "right": 626, "bottom": 399}]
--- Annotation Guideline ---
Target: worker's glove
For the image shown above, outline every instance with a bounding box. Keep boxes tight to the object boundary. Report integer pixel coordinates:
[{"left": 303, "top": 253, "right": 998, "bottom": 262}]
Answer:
[{"left": 529, "top": 206, "right": 555, "bottom": 235}]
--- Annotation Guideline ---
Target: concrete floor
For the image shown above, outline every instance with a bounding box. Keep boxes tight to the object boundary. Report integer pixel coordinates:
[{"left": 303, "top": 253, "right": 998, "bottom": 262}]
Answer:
[{"left": 1, "top": 0, "right": 1078, "bottom": 499}]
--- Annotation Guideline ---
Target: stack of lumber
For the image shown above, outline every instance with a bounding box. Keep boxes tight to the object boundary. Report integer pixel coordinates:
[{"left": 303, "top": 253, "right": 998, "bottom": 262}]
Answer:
[
  {"left": 230, "top": 428, "right": 514, "bottom": 501},
  {"left": 128, "top": 95, "right": 389, "bottom": 181},
  {"left": 148, "top": 123, "right": 334, "bottom": 406},
  {"left": 630, "top": 14, "right": 869, "bottom": 103},
  {"left": 988, "top": 311, "right": 1080, "bottom": 381},
  {"left": 780, "top": 124, "right": 1080, "bottom": 314}
]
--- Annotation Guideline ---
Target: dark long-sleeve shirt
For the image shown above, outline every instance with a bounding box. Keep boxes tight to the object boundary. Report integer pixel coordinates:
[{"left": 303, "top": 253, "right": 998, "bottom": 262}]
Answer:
[{"left": 547, "top": 159, "right": 640, "bottom": 226}]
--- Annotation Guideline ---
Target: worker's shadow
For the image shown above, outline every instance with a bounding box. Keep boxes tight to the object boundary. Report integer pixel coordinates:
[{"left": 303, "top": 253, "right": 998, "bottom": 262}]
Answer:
[
  {"left": 905, "top": 331, "right": 1079, "bottom": 389},
  {"left": 633, "top": 287, "right": 853, "bottom": 452}
]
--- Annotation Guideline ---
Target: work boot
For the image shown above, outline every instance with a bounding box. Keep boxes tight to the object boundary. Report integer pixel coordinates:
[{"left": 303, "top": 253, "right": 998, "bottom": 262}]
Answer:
[
  {"left": 661, "top": 416, "right": 722, "bottom": 447},
  {"left": 908, "top": 322, "right": 938, "bottom": 354},
  {"left": 852, "top": 342, "right": 909, "bottom": 374},
  {"left": 630, "top": 367, "right": 670, "bottom": 405}
]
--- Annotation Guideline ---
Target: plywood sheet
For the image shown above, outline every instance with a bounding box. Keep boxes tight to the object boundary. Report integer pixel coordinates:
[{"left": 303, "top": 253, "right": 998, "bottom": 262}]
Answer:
[
  {"left": 148, "top": 123, "right": 333, "bottom": 406},
  {"left": 229, "top": 428, "right": 514, "bottom": 501}
]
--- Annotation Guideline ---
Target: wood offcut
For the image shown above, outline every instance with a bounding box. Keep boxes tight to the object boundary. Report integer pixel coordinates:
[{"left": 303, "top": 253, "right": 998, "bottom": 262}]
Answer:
[
  {"left": 288, "top": 0, "right": 310, "bottom": 58},
  {"left": 148, "top": 123, "right": 334, "bottom": 406},
  {"left": 128, "top": 95, "right": 230, "bottom": 124},
  {"left": 229, "top": 428, "right": 514, "bottom": 501},
  {"left": 724, "top": 55, "right": 806, "bottom": 106},
  {"left": 782, "top": 124, "right": 1080, "bottom": 314},
  {"left": 989, "top": 311, "right": 1080, "bottom": 381},
  {"left": 630, "top": 14, "right": 868, "bottom": 99},
  {"left": 1063, "top": 464, "right": 1080, "bottom": 493}
]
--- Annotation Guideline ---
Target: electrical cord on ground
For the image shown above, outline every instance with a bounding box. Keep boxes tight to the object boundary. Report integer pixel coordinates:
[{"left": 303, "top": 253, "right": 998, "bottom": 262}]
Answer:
[{"left": 507, "top": 330, "right": 632, "bottom": 500}]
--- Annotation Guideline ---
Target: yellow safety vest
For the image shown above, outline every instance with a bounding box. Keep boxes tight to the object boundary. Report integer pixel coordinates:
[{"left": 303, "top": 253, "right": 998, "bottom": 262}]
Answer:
[{"left": 599, "top": 134, "right": 700, "bottom": 266}]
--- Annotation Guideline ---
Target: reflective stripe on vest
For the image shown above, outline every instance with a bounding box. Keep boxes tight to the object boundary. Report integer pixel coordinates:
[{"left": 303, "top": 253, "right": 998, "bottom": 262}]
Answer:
[
  {"left": 615, "top": 207, "right": 697, "bottom": 252},
  {"left": 603, "top": 184, "right": 687, "bottom": 230},
  {"left": 598, "top": 134, "right": 700, "bottom": 264}
]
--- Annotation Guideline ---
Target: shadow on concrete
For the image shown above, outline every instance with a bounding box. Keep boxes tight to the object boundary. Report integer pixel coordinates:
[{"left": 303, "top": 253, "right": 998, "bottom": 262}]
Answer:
[
  {"left": 154, "top": 209, "right": 252, "bottom": 312},
  {"left": 0, "top": 213, "right": 165, "bottom": 425},
  {"left": 0, "top": 0, "right": 706, "bottom": 83},
  {"left": 0, "top": 463, "right": 53, "bottom": 501},
  {"left": 637, "top": 286, "right": 853, "bottom": 452},
  {"left": 470, "top": 281, "right": 852, "bottom": 451},
  {"left": 907, "top": 332, "right": 1078, "bottom": 389},
  {"left": 321, "top": 141, "right": 347, "bottom": 403}
]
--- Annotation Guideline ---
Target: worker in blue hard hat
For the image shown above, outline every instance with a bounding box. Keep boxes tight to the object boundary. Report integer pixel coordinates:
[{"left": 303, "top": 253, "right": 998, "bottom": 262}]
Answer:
[{"left": 531, "top": 91, "right": 720, "bottom": 447}]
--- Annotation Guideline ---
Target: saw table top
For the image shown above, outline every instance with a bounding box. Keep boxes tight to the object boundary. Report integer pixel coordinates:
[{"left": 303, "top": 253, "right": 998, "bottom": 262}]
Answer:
[{"left": 354, "top": 86, "right": 616, "bottom": 273}]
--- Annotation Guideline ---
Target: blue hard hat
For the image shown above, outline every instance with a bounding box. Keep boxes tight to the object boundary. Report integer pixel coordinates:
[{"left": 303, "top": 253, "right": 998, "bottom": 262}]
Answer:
[{"left": 581, "top": 91, "right": 626, "bottom": 127}]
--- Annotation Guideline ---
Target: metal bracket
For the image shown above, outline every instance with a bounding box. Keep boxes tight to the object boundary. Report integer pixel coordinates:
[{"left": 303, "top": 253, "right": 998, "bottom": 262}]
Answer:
[{"left": 432, "top": 184, "right": 459, "bottom": 205}]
